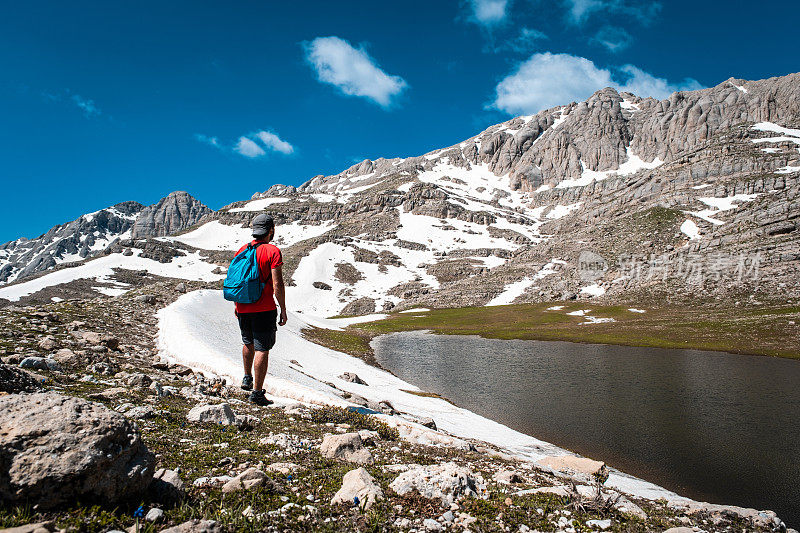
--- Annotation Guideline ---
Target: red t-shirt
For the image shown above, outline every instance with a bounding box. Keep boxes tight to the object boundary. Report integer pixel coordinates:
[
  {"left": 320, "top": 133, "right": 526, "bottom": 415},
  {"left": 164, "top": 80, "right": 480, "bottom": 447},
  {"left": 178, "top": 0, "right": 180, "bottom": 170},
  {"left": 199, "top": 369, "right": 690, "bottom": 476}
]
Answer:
[{"left": 233, "top": 240, "right": 283, "bottom": 313}]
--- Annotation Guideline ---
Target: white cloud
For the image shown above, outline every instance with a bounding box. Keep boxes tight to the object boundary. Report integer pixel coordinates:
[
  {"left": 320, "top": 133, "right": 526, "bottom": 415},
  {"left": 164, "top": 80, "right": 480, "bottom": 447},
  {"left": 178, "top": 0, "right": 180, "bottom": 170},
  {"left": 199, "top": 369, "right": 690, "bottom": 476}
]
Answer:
[
  {"left": 194, "top": 134, "right": 220, "bottom": 147},
  {"left": 234, "top": 137, "right": 266, "bottom": 158},
  {"left": 468, "top": 0, "right": 511, "bottom": 27},
  {"left": 254, "top": 131, "right": 294, "bottom": 154},
  {"left": 303, "top": 36, "right": 408, "bottom": 108},
  {"left": 198, "top": 130, "right": 295, "bottom": 159},
  {"left": 564, "top": 0, "right": 660, "bottom": 25},
  {"left": 592, "top": 26, "right": 632, "bottom": 52},
  {"left": 70, "top": 94, "right": 100, "bottom": 117},
  {"left": 490, "top": 52, "right": 702, "bottom": 116}
]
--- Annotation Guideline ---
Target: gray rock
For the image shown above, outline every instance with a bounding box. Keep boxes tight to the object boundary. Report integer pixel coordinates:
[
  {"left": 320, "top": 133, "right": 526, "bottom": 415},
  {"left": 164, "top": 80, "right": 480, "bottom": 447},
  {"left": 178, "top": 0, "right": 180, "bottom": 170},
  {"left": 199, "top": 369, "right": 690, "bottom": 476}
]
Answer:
[
  {"left": 0, "top": 392, "right": 154, "bottom": 509},
  {"left": 150, "top": 468, "right": 185, "bottom": 503},
  {"left": 135, "top": 294, "right": 156, "bottom": 304},
  {"left": 389, "top": 462, "right": 484, "bottom": 506},
  {"left": 187, "top": 403, "right": 237, "bottom": 425},
  {"left": 159, "top": 520, "right": 222, "bottom": 533},
  {"left": 37, "top": 337, "right": 58, "bottom": 351},
  {"left": 145, "top": 508, "right": 164, "bottom": 523},
  {"left": 422, "top": 518, "right": 442, "bottom": 531},
  {"left": 176, "top": 282, "right": 187, "bottom": 293},
  {"left": 331, "top": 467, "right": 383, "bottom": 509},
  {"left": 339, "top": 372, "right": 367, "bottom": 385},
  {"left": 319, "top": 433, "right": 374, "bottom": 465},
  {"left": 19, "top": 356, "right": 61, "bottom": 372},
  {"left": 221, "top": 468, "right": 279, "bottom": 493},
  {"left": 51, "top": 348, "right": 78, "bottom": 365},
  {"left": 126, "top": 406, "right": 157, "bottom": 420},
  {"left": 0, "top": 521, "right": 57, "bottom": 533}
]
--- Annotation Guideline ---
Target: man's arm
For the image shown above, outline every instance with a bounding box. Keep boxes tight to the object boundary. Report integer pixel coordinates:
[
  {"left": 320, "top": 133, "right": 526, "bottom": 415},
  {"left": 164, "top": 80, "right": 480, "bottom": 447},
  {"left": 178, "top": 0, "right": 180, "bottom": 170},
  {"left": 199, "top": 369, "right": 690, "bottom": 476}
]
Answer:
[{"left": 272, "top": 265, "right": 287, "bottom": 326}]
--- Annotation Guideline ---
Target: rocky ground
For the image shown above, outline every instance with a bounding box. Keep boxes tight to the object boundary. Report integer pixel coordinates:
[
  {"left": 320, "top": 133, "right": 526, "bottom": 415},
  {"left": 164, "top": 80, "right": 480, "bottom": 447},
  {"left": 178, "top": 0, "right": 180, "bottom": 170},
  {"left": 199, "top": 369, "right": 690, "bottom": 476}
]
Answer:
[{"left": 0, "top": 277, "right": 794, "bottom": 533}]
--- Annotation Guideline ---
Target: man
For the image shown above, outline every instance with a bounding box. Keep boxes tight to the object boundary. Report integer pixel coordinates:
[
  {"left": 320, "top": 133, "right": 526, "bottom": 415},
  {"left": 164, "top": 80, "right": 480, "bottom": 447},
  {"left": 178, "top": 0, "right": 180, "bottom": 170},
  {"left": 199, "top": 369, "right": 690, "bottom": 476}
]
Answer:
[{"left": 233, "top": 213, "right": 287, "bottom": 406}]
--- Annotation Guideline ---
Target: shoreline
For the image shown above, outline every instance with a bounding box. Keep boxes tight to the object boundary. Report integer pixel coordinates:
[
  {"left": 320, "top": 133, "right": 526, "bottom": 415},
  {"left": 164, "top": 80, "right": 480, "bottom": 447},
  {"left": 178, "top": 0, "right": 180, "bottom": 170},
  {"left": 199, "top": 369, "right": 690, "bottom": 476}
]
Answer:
[{"left": 156, "top": 289, "right": 783, "bottom": 521}]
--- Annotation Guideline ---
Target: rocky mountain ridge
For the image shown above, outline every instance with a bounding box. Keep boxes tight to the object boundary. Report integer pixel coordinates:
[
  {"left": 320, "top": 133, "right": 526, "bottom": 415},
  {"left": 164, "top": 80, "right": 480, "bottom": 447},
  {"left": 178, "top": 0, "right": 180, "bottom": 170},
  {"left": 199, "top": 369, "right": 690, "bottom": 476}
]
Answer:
[{"left": 0, "top": 191, "right": 210, "bottom": 285}]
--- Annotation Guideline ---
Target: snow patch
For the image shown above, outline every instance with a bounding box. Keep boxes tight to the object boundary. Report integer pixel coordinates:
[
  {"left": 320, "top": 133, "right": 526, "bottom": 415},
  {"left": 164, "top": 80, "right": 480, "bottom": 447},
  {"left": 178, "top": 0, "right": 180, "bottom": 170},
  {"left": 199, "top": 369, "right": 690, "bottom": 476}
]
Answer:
[
  {"left": 166, "top": 221, "right": 252, "bottom": 251},
  {"left": 627, "top": 308, "right": 646, "bottom": 313},
  {"left": 680, "top": 219, "right": 701, "bottom": 240},
  {"left": 229, "top": 197, "right": 289, "bottom": 212},
  {"left": 580, "top": 283, "right": 606, "bottom": 297},
  {"left": 690, "top": 194, "right": 760, "bottom": 225}
]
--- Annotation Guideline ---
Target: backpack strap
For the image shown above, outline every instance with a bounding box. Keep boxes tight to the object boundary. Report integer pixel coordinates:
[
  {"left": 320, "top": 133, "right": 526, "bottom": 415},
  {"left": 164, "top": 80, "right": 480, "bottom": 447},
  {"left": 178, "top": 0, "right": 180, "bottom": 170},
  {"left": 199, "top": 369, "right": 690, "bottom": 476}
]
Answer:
[{"left": 249, "top": 241, "right": 270, "bottom": 283}]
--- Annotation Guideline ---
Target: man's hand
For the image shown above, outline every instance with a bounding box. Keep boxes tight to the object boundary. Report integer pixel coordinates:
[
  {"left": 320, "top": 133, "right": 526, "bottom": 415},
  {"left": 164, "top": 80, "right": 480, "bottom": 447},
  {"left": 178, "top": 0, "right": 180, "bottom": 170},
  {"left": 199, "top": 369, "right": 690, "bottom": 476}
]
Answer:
[{"left": 278, "top": 308, "right": 287, "bottom": 326}]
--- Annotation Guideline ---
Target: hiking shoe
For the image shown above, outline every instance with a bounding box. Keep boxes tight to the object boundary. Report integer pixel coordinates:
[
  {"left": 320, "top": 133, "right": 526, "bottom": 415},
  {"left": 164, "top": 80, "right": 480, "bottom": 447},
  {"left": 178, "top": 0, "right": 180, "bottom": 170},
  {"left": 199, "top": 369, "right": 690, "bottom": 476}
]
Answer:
[
  {"left": 241, "top": 374, "right": 253, "bottom": 391},
  {"left": 248, "top": 389, "right": 273, "bottom": 406}
]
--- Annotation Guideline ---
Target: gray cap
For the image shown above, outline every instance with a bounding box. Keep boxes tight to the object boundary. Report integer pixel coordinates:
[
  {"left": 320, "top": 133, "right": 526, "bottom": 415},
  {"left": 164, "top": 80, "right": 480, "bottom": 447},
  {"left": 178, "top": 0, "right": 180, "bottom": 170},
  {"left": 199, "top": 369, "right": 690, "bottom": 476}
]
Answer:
[{"left": 251, "top": 214, "right": 274, "bottom": 237}]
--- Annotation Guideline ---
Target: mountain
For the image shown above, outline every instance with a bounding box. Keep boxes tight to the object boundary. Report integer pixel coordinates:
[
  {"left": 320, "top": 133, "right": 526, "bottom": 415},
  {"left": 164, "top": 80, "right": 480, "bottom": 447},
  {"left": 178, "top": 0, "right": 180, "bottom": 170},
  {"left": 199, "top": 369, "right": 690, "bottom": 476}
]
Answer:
[
  {"left": 0, "top": 73, "right": 798, "bottom": 311},
  {"left": 206, "top": 72, "right": 798, "bottom": 315},
  {"left": 0, "top": 191, "right": 211, "bottom": 285}
]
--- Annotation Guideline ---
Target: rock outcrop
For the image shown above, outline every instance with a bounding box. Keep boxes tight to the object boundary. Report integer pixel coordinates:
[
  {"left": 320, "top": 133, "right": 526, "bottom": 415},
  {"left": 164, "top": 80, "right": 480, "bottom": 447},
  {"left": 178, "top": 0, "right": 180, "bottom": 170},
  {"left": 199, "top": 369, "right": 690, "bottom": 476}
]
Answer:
[
  {"left": 0, "top": 392, "right": 155, "bottom": 509},
  {"left": 131, "top": 191, "right": 211, "bottom": 238}
]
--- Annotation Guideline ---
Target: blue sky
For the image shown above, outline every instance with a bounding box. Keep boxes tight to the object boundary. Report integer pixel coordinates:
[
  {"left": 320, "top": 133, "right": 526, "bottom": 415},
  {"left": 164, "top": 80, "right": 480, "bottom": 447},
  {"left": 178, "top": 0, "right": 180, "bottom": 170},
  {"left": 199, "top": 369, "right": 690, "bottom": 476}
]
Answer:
[{"left": 1, "top": 0, "right": 797, "bottom": 243}]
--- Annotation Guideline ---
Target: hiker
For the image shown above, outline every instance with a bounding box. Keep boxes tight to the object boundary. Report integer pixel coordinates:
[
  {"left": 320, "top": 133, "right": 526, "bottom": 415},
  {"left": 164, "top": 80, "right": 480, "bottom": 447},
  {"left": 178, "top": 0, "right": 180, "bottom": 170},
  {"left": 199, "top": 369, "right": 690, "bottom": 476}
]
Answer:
[{"left": 226, "top": 213, "right": 287, "bottom": 406}]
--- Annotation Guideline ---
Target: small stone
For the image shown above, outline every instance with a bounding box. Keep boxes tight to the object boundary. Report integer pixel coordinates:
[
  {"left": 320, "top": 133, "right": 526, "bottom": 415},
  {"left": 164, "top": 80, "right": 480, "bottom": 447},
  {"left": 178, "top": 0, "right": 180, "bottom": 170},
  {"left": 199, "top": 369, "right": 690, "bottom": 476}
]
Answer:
[
  {"left": 423, "top": 518, "right": 443, "bottom": 531},
  {"left": 339, "top": 372, "right": 367, "bottom": 385},
  {"left": 441, "top": 510, "right": 454, "bottom": 523},
  {"left": 176, "top": 282, "right": 187, "bottom": 293},
  {"left": 145, "top": 508, "right": 164, "bottom": 523},
  {"left": 504, "top": 497, "right": 513, "bottom": 505},
  {"left": 586, "top": 518, "right": 612, "bottom": 530},
  {"left": 135, "top": 294, "right": 157, "bottom": 304}
]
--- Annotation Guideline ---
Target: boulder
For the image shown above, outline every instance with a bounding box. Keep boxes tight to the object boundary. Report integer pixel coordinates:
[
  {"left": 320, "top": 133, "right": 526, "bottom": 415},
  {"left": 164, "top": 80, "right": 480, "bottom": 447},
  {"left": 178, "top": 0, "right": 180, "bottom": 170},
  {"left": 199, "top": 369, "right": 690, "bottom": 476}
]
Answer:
[
  {"left": 19, "top": 357, "right": 61, "bottom": 372},
  {"left": 389, "top": 462, "right": 485, "bottom": 506},
  {"left": 176, "top": 282, "right": 187, "bottom": 293},
  {"left": 331, "top": 467, "right": 384, "bottom": 509},
  {"left": 150, "top": 468, "right": 184, "bottom": 503},
  {"left": 0, "top": 392, "right": 154, "bottom": 509},
  {"left": 159, "top": 520, "right": 222, "bottom": 533},
  {"left": 186, "top": 403, "right": 236, "bottom": 425},
  {"left": 37, "top": 337, "right": 58, "bottom": 351},
  {"left": 0, "top": 363, "right": 42, "bottom": 393},
  {"left": 221, "top": 468, "right": 279, "bottom": 493},
  {"left": 536, "top": 455, "right": 609, "bottom": 481},
  {"left": 319, "top": 433, "right": 374, "bottom": 465},
  {"left": 51, "top": 348, "right": 79, "bottom": 365}
]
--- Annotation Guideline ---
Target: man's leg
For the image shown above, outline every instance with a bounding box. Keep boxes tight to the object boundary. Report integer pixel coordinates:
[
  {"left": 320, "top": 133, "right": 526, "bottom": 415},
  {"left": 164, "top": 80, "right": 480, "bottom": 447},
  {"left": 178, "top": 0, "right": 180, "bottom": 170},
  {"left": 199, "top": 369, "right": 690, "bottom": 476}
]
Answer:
[
  {"left": 253, "top": 350, "right": 269, "bottom": 391},
  {"left": 242, "top": 343, "right": 255, "bottom": 375}
]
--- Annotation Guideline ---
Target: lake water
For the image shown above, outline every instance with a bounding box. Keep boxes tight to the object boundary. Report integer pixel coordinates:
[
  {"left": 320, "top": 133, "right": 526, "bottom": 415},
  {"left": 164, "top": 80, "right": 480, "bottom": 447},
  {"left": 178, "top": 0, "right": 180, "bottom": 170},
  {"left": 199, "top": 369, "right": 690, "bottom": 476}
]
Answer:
[{"left": 372, "top": 331, "right": 800, "bottom": 526}]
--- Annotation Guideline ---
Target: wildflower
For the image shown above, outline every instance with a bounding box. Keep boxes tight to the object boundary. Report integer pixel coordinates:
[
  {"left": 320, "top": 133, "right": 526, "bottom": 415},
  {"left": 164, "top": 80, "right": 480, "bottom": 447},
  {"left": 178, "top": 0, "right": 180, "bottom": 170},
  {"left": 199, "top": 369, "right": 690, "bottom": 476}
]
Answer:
[
  {"left": 353, "top": 496, "right": 360, "bottom": 506},
  {"left": 133, "top": 505, "right": 145, "bottom": 518}
]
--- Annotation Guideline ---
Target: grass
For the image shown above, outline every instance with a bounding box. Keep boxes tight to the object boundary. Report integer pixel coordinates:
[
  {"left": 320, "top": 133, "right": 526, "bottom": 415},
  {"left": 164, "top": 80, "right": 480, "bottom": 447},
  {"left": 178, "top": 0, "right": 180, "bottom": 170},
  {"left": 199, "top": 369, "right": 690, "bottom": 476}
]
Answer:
[{"left": 303, "top": 301, "right": 800, "bottom": 360}]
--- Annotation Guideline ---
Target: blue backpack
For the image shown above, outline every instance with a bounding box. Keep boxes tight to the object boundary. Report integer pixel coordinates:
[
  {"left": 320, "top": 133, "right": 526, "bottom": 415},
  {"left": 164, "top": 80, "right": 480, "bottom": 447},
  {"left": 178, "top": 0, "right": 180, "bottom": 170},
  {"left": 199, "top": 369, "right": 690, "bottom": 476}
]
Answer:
[{"left": 223, "top": 243, "right": 265, "bottom": 303}]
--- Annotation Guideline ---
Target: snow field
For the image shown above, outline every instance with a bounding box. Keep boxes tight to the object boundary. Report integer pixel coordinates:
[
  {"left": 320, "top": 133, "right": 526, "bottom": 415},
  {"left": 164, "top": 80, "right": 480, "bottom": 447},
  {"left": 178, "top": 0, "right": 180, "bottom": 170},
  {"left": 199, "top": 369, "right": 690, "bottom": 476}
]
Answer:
[
  {"left": 690, "top": 194, "right": 760, "bottom": 225},
  {"left": 228, "top": 197, "right": 289, "bottom": 212},
  {"left": 0, "top": 250, "right": 224, "bottom": 302}
]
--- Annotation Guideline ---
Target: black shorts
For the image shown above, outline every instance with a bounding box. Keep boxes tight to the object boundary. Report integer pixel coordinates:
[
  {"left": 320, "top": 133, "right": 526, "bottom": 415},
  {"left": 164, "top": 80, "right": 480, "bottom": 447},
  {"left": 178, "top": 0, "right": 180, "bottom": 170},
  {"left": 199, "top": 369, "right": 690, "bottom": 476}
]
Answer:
[{"left": 237, "top": 310, "right": 277, "bottom": 352}]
